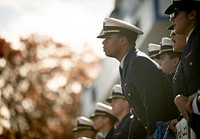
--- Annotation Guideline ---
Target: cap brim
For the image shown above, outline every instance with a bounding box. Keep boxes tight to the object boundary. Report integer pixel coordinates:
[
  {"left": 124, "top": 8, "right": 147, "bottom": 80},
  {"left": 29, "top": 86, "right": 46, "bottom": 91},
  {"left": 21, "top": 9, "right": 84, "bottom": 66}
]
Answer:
[
  {"left": 97, "top": 32, "right": 115, "bottom": 38},
  {"left": 167, "top": 25, "right": 174, "bottom": 30},
  {"left": 97, "top": 34, "right": 105, "bottom": 38},
  {"left": 106, "top": 95, "right": 126, "bottom": 103},
  {"left": 165, "top": 4, "right": 174, "bottom": 15},
  {"left": 106, "top": 97, "right": 112, "bottom": 103}
]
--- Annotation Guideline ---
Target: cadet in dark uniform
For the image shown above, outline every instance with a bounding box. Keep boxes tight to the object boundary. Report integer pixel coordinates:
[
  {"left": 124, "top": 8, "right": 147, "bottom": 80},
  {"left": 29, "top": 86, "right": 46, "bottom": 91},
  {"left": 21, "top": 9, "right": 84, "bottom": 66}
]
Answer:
[
  {"left": 165, "top": 0, "right": 200, "bottom": 138},
  {"left": 97, "top": 17, "right": 178, "bottom": 138},
  {"left": 106, "top": 84, "right": 147, "bottom": 139},
  {"left": 159, "top": 37, "right": 182, "bottom": 86},
  {"left": 147, "top": 43, "right": 161, "bottom": 65},
  {"left": 166, "top": 26, "right": 187, "bottom": 133},
  {"left": 90, "top": 102, "right": 118, "bottom": 139},
  {"left": 73, "top": 116, "right": 97, "bottom": 139}
]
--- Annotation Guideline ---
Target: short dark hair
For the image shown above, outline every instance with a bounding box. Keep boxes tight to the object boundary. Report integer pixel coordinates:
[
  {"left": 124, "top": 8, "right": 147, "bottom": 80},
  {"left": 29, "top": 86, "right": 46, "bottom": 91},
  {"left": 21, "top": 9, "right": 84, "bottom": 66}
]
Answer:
[
  {"left": 119, "top": 33, "right": 137, "bottom": 46},
  {"left": 184, "top": 5, "right": 200, "bottom": 21}
]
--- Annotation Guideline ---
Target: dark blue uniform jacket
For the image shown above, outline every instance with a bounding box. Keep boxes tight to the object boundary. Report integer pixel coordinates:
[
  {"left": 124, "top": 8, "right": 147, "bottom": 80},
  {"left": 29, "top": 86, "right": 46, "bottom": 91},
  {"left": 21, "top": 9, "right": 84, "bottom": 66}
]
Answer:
[{"left": 120, "top": 48, "right": 178, "bottom": 135}]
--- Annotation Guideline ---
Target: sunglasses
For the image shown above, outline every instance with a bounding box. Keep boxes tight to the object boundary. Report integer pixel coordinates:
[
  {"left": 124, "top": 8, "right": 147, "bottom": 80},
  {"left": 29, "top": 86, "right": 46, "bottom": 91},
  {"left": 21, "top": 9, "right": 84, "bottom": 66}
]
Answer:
[{"left": 170, "top": 10, "right": 182, "bottom": 19}]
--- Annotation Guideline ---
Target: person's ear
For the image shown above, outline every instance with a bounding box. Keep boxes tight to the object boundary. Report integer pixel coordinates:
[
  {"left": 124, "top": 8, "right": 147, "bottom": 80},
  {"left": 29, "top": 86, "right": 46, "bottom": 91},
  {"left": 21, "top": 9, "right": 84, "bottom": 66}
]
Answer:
[
  {"left": 173, "top": 57, "right": 180, "bottom": 67},
  {"left": 189, "top": 10, "right": 197, "bottom": 20},
  {"left": 120, "top": 36, "right": 127, "bottom": 45}
]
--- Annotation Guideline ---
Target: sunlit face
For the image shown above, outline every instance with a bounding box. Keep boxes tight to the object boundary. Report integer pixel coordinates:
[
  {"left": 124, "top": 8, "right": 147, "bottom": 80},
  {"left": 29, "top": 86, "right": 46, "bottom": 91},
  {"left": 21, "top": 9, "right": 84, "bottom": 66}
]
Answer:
[
  {"left": 93, "top": 116, "right": 106, "bottom": 132},
  {"left": 102, "top": 34, "right": 123, "bottom": 59},
  {"left": 160, "top": 53, "right": 176, "bottom": 74},
  {"left": 170, "top": 10, "right": 194, "bottom": 35},
  {"left": 170, "top": 31, "right": 186, "bottom": 52},
  {"left": 111, "top": 98, "right": 128, "bottom": 119}
]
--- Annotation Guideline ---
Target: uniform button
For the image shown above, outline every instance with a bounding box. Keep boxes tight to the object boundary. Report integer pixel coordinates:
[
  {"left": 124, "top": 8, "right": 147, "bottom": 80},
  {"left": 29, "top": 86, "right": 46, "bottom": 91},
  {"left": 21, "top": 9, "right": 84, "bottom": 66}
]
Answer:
[
  {"left": 145, "top": 126, "right": 148, "bottom": 129},
  {"left": 189, "top": 62, "right": 192, "bottom": 66},
  {"left": 137, "top": 118, "right": 140, "bottom": 121},
  {"left": 128, "top": 93, "right": 131, "bottom": 96},
  {"left": 124, "top": 83, "right": 127, "bottom": 86},
  {"left": 197, "top": 95, "right": 200, "bottom": 103}
]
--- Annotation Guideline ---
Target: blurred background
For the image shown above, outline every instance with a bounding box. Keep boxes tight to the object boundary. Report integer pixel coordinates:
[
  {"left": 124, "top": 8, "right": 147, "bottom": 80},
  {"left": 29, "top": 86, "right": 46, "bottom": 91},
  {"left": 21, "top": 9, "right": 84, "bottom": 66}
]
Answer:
[{"left": 0, "top": 0, "right": 171, "bottom": 138}]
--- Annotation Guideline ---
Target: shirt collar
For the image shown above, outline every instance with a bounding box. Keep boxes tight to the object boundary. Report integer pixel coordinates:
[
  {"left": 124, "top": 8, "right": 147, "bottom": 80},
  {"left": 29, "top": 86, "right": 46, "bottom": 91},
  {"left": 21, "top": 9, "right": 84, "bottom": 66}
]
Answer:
[
  {"left": 186, "top": 27, "right": 195, "bottom": 43},
  {"left": 120, "top": 53, "right": 128, "bottom": 69}
]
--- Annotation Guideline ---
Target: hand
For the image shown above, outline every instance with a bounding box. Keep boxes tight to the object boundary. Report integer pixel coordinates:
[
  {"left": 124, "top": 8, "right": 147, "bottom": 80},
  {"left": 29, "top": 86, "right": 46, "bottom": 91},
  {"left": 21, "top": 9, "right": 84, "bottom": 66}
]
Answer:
[
  {"left": 186, "top": 92, "right": 198, "bottom": 113},
  {"left": 167, "top": 119, "right": 178, "bottom": 133},
  {"left": 174, "top": 95, "right": 189, "bottom": 121}
]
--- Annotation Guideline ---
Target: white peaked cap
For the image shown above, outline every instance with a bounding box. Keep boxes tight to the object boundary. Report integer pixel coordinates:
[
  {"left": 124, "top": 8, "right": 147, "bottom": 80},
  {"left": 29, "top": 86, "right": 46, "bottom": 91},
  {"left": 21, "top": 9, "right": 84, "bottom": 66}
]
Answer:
[
  {"left": 97, "top": 17, "right": 144, "bottom": 38},
  {"left": 76, "top": 116, "right": 94, "bottom": 126},
  {"left": 104, "top": 17, "right": 144, "bottom": 35},
  {"left": 161, "top": 37, "right": 174, "bottom": 46},
  {"left": 148, "top": 43, "right": 161, "bottom": 52},
  {"left": 95, "top": 102, "right": 112, "bottom": 115},
  {"left": 112, "top": 84, "right": 123, "bottom": 94},
  {"left": 106, "top": 84, "right": 126, "bottom": 103},
  {"left": 73, "top": 116, "right": 96, "bottom": 132},
  {"left": 90, "top": 102, "right": 118, "bottom": 123}
]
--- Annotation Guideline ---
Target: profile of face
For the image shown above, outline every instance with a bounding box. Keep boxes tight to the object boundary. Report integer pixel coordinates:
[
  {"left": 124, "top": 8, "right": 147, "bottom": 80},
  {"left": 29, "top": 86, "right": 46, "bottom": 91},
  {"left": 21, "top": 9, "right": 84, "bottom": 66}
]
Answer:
[
  {"left": 160, "top": 53, "right": 178, "bottom": 74},
  {"left": 111, "top": 98, "right": 128, "bottom": 118},
  {"left": 102, "top": 34, "right": 124, "bottom": 59},
  {"left": 93, "top": 116, "right": 106, "bottom": 131},
  {"left": 170, "top": 10, "right": 198, "bottom": 35},
  {"left": 170, "top": 30, "right": 186, "bottom": 52}
]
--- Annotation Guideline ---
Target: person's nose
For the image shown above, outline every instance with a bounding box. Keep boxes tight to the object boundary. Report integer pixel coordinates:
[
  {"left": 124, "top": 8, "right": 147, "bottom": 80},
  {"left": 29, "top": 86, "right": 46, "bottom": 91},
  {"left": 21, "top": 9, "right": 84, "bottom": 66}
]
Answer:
[
  {"left": 102, "top": 39, "right": 105, "bottom": 45},
  {"left": 169, "top": 17, "right": 174, "bottom": 23}
]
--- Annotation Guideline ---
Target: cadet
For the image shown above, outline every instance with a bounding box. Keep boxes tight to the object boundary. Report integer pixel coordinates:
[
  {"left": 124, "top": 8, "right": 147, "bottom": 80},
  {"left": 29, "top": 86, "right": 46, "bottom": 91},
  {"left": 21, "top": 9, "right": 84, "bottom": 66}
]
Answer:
[
  {"left": 90, "top": 102, "right": 118, "bottom": 139},
  {"left": 97, "top": 17, "right": 178, "bottom": 138},
  {"left": 73, "top": 116, "right": 97, "bottom": 139},
  {"left": 106, "top": 84, "right": 146, "bottom": 139},
  {"left": 147, "top": 43, "right": 161, "bottom": 65},
  {"left": 165, "top": 0, "right": 200, "bottom": 138},
  {"left": 159, "top": 37, "right": 182, "bottom": 84},
  {"left": 166, "top": 26, "right": 187, "bottom": 133}
]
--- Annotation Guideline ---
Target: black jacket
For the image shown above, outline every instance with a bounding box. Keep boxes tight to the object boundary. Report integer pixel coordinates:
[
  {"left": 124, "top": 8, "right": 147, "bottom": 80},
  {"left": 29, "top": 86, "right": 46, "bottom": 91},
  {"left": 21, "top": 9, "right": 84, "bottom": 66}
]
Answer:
[
  {"left": 180, "top": 25, "right": 200, "bottom": 139},
  {"left": 105, "top": 127, "right": 115, "bottom": 139},
  {"left": 112, "top": 113, "right": 147, "bottom": 139},
  {"left": 120, "top": 48, "right": 178, "bottom": 136},
  {"left": 180, "top": 25, "right": 200, "bottom": 96}
]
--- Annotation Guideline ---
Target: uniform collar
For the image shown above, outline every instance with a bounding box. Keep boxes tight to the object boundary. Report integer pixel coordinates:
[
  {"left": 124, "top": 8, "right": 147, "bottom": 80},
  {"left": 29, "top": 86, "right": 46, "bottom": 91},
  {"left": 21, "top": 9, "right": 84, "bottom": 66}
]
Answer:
[
  {"left": 120, "top": 52, "right": 128, "bottom": 69},
  {"left": 186, "top": 27, "right": 195, "bottom": 44}
]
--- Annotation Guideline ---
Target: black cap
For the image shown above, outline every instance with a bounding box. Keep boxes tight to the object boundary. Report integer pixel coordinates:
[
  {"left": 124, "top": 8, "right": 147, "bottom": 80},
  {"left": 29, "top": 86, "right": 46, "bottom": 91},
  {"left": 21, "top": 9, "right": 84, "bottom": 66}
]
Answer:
[{"left": 165, "top": 0, "right": 200, "bottom": 15}]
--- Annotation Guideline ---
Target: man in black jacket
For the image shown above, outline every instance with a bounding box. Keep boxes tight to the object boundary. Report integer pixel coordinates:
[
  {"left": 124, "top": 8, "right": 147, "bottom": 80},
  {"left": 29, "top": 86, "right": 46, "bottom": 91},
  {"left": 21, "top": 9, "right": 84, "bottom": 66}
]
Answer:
[
  {"left": 106, "top": 84, "right": 147, "bottom": 139},
  {"left": 90, "top": 102, "right": 118, "bottom": 139},
  {"left": 97, "top": 17, "right": 178, "bottom": 138},
  {"left": 165, "top": 0, "right": 200, "bottom": 138}
]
